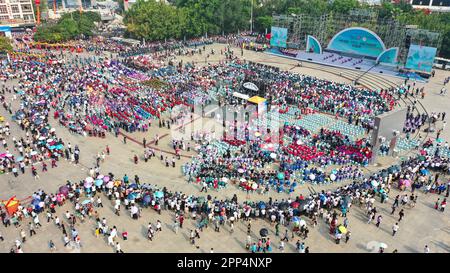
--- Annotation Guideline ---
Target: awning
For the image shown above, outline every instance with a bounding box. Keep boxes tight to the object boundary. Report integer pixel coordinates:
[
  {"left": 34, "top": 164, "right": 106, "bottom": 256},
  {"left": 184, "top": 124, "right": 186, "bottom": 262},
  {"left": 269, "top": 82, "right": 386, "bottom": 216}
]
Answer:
[{"left": 248, "top": 96, "right": 266, "bottom": 104}]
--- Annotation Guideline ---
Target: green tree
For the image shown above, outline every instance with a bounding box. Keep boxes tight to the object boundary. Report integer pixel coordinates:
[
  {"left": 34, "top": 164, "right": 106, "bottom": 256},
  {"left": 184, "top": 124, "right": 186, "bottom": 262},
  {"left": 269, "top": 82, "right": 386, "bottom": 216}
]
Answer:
[
  {"left": 0, "top": 36, "right": 12, "bottom": 52},
  {"left": 330, "top": 0, "right": 359, "bottom": 14}
]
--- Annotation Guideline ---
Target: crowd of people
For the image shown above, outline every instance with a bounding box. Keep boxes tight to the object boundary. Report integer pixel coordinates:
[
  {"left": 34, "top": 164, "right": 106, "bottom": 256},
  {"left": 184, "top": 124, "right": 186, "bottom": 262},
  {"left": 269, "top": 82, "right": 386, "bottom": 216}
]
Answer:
[{"left": 0, "top": 32, "right": 448, "bottom": 254}]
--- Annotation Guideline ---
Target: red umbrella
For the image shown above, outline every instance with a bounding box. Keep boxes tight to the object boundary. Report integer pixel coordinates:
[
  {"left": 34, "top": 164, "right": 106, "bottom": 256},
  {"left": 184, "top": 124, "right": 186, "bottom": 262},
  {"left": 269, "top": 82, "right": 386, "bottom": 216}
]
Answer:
[
  {"left": 291, "top": 202, "right": 300, "bottom": 209},
  {"left": 265, "top": 33, "right": 271, "bottom": 40}
]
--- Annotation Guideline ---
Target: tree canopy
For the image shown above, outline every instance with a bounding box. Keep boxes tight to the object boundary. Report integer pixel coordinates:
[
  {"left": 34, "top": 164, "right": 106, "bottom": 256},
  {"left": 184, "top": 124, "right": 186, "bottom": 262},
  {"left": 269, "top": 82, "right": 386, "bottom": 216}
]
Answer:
[
  {"left": 34, "top": 11, "right": 101, "bottom": 43},
  {"left": 0, "top": 36, "right": 13, "bottom": 53},
  {"left": 123, "top": 0, "right": 449, "bottom": 58}
]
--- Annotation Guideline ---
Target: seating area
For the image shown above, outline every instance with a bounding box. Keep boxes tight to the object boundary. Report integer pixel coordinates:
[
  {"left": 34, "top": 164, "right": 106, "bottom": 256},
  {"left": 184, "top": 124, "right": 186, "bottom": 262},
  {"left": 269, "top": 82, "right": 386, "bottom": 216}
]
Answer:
[
  {"left": 293, "top": 114, "right": 335, "bottom": 133},
  {"left": 210, "top": 140, "right": 240, "bottom": 155},
  {"left": 423, "top": 146, "right": 450, "bottom": 159},
  {"left": 327, "top": 120, "right": 365, "bottom": 141},
  {"left": 394, "top": 138, "right": 420, "bottom": 153}
]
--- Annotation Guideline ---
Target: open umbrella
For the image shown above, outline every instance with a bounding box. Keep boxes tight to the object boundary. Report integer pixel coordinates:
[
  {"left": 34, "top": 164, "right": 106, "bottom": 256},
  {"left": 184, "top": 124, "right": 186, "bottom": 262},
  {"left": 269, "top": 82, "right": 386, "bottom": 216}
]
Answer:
[
  {"left": 106, "top": 181, "right": 114, "bottom": 189},
  {"left": 338, "top": 225, "right": 347, "bottom": 234},
  {"left": 97, "top": 174, "right": 104, "bottom": 180},
  {"left": 30, "top": 151, "right": 38, "bottom": 156},
  {"left": 277, "top": 173, "right": 285, "bottom": 179},
  {"left": 278, "top": 202, "right": 288, "bottom": 210},
  {"left": 420, "top": 169, "right": 430, "bottom": 175},
  {"left": 154, "top": 191, "right": 164, "bottom": 198},
  {"left": 59, "top": 185, "right": 69, "bottom": 196},
  {"left": 291, "top": 202, "right": 299, "bottom": 209},
  {"left": 299, "top": 219, "right": 306, "bottom": 227},
  {"left": 84, "top": 181, "right": 93, "bottom": 188},
  {"left": 94, "top": 179, "right": 103, "bottom": 187},
  {"left": 378, "top": 242, "right": 388, "bottom": 249},
  {"left": 15, "top": 156, "right": 24, "bottom": 162},
  {"left": 127, "top": 193, "right": 137, "bottom": 200},
  {"left": 85, "top": 177, "right": 94, "bottom": 183},
  {"left": 143, "top": 194, "right": 151, "bottom": 204},
  {"left": 81, "top": 199, "right": 91, "bottom": 205},
  {"left": 259, "top": 228, "right": 269, "bottom": 237},
  {"left": 103, "top": 176, "right": 110, "bottom": 182},
  {"left": 402, "top": 179, "right": 411, "bottom": 187}
]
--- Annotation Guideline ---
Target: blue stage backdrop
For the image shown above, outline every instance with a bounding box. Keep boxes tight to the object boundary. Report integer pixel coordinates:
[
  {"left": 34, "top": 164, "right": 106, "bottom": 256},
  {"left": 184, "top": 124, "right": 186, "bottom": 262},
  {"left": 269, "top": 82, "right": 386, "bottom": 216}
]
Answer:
[
  {"left": 270, "top": 27, "right": 288, "bottom": 48},
  {"left": 376, "top": 47, "right": 399, "bottom": 66},
  {"left": 327, "top": 27, "right": 386, "bottom": 58},
  {"left": 405, "top": 44, "right": 437, "bottom": 73},
  {"left": 306, "top": 35, "right": 322, "bottom": 54}
]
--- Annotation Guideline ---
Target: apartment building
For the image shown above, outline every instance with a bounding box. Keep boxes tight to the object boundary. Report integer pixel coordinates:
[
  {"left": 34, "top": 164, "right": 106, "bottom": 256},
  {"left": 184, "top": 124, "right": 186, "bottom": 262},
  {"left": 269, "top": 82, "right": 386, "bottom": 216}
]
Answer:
[
  {"left": 0, "top": 0, "right": 36, "bottom": 26},
  {"left": 410, "top": 0, "right": 450, "bottom": 11}
]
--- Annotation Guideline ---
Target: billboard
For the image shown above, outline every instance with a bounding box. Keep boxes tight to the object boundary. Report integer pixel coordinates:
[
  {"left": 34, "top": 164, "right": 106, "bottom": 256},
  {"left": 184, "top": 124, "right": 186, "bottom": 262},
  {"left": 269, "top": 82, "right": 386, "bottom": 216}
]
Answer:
[
  {"left": 405, "top": 44, "right": 437, "bottom": 73},
  {"left": 327, "top": 27, "right": 386, "bottom": 58},
  {"left": 270, "top": 27, "right": 288, "bottom": 48}
]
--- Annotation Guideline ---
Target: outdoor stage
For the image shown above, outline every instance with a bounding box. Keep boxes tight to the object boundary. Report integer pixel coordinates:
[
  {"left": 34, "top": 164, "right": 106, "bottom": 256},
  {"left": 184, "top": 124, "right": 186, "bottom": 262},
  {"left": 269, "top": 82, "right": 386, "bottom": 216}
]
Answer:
[{"left": 266, "top": 48, "right": 428, "bottom": 83}]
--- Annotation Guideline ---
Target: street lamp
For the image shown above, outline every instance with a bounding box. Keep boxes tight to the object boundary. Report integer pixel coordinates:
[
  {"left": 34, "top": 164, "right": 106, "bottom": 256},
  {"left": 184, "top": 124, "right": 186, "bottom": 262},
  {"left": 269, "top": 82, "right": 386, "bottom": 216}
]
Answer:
[{"left": 250, "top": 0, "right": 253, "bottom": 33}]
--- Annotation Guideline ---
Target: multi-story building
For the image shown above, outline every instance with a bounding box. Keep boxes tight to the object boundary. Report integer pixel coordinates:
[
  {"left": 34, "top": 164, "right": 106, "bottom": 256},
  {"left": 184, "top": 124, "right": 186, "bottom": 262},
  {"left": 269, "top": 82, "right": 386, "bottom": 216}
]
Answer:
[
  {"left": 0, "top": 0, "right": 36, "bottom": 26},
  {"left": 409, "top": 0, "right": 450, "bottom": 12}
]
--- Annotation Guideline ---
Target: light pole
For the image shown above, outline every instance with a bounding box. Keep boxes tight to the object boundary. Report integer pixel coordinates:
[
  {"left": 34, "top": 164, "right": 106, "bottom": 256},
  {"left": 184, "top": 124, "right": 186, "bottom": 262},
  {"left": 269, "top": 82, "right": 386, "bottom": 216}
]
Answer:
[{"left": 250, "top": 0, "right": 253, "bottom": 33}]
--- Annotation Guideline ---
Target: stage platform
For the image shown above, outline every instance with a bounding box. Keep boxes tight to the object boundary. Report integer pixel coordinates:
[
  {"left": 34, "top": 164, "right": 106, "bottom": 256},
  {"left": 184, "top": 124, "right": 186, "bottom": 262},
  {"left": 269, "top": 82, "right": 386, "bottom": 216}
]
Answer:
[{"left": 266, "top": 48, "right": 427, "bottom": 83}]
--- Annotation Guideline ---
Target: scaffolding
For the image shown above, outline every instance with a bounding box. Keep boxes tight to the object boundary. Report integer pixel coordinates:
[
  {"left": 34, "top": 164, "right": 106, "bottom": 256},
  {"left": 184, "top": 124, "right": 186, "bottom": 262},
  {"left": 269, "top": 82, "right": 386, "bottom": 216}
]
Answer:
[{"left": 272, "top": 10, "right": 442, "bottom": 64}]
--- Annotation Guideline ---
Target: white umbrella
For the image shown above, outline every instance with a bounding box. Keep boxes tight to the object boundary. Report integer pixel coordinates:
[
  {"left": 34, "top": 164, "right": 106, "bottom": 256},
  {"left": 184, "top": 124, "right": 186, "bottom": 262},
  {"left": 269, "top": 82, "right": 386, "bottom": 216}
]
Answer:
[
  {"left": 85, "top": 177, "right": 94, "bottom": 183},
  {"left": 251, "top": 183, "right": 258, "bottom": 190},
  {"left": 239, "top": 178, "right": 246, "bottom": 182},
  {"left": 270, "top": 153, "right": 277, "bottom": 159},
  {"left": 46, "top": 139, "right": 53, "bottom": 143},
  {"left": 106, "top": 181, "right": 114, "bottom": 189},
  {"left": 299, "top": 219, "right": 306, "bottom": 227},
  {"left": 309, "top": 174, "right": 316, "bottom": 181},
  {"left": 97, "top": 174, "right": 104, "bottom": 180},
  {"left": 238, "top": 168, "right": 245, "bottom": 173},
  {"left": 30, "top": 151, "right": 38, "bottom": 156},
  {"left": 378, "top": 242, "right": 388, "bottom": 249},
  {"left": 330, "top": 174, "right": 336, "bottom": 181}
]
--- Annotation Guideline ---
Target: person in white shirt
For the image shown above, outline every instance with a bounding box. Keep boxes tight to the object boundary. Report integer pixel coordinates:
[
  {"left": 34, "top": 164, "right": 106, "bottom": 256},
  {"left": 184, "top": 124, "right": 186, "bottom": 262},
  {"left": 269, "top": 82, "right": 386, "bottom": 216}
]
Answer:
[
  {"left": 392, "top": 223, "right": 399, "bottom": 236},
  {"left": 116, "top": 242, "right": 123, "bottom": 253},
  {"left": 156, "top": 220, "right": 162, "bottom": 232},
  {"left": 63, "top": 235, "right": 70, "bottom": 247},
  {"left": 107, "top": 235, "right": 114, "bottom": 246},
  {"left": 424, "top": 245, "right": 430, "bottom": 253}
]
